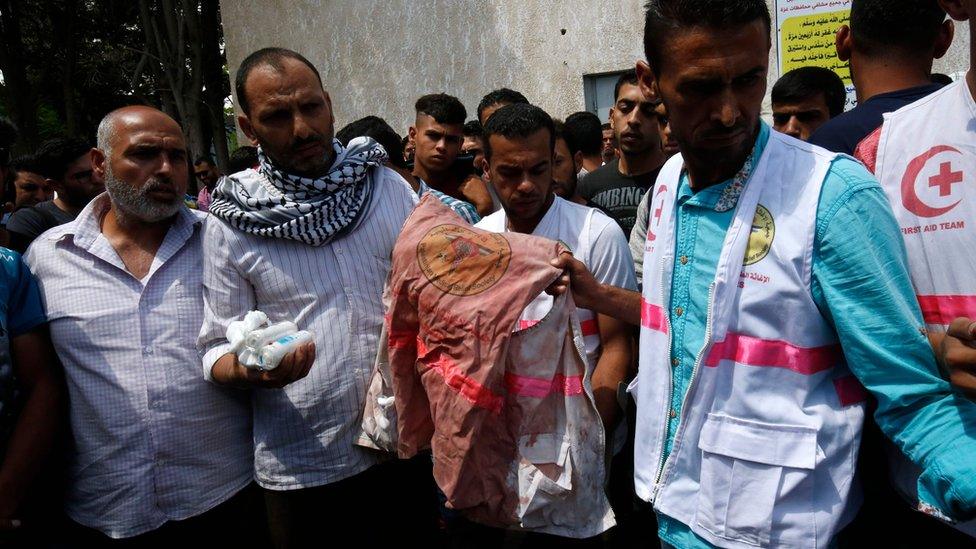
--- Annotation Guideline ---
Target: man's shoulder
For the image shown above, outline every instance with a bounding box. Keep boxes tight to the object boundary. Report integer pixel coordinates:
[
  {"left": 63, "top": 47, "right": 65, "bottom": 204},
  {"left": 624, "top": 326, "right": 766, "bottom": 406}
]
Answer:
[{"left": 6, "top": 203, "right": 47, "bottom": 232}]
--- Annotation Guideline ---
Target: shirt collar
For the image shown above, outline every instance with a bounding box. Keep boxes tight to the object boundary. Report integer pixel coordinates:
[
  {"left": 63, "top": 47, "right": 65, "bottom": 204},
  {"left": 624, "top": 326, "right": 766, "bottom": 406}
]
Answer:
[{"left": 679, "top": 122, "right": 770, "bottom": 213}]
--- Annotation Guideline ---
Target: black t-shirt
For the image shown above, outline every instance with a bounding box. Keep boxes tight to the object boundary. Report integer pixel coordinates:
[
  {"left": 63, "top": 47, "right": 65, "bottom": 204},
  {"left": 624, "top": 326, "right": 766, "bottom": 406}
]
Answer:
[
  {"left": 808, "top": 83, "right": 945, "bottom": 155},
  {"left": 577, "top": 158, "right": 662, "bottom": 237},
  {"left": 6, "top": 200, "right": 77, "bottom": 253}
]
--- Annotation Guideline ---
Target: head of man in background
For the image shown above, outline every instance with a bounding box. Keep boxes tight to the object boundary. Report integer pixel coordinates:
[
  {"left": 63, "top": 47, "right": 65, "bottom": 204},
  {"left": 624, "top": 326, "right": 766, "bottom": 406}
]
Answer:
[
  {"left": 462, "top": 120, "right": 486, "bottom": 175},
  {"left": 551, "top": 120, "right": 582, "bottom": 203},
  {"left": 409, "top": 93, "right": 466, "bottom": 187},
  {"left": 8, "top": 155, "right": 51, "bottom": 210},
  {"left": 564, "top": 111, "right": 604, "bottom": 177},
  {"left": 235, "top": 48, "right": 335, "bottom": 178},
  {"left": 194, "top": 156, "right": 221, "bottom": 191},
  {"left": 482, "top": 103, "right": 555, "bottom": 233},
  {"left": 37, "top": 137, "right": 101, "bottom": 212},
  {"left": 609, "top": 69, "right": 663, "bottom": 171},
  {"left": 601, "top": 122, "right": 617, "bottom": 163},
  {"left": 772, "top": 66, "right": 847, "bottom": 141},
  {"left": 477, "top": 87, "right": 529, "bottom": 125},
  {"left": 809, "top": 0, "right": 952, "bottom": 154},
  {"left": 654, "top": 101, "right": 679, "bottom": 157}
]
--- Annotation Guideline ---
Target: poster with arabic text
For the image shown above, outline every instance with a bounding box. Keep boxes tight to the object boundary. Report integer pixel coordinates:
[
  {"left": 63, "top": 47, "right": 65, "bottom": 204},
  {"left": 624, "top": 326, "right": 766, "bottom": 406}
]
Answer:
[{"left": 775, "top": 0, "right": 855, "bottom": 109}]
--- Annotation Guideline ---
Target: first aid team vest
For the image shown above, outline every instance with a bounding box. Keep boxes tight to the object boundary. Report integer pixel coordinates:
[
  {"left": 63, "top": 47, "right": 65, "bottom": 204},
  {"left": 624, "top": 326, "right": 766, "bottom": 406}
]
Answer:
[
  {"left": 633, "top": 131, "right": 866, "bottom": 549},
  {"left": 873, "top": 79, "right": 976, "bottom": 537},
  {"left": 874, "top": 80, "right": 976, "bottom": 332}
]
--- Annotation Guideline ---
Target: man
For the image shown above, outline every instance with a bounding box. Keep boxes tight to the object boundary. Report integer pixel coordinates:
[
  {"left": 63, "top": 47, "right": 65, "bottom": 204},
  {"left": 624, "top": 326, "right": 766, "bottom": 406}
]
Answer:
[
  {"left": 462, "top": 120, "right": 486, "bottom": 176},
  {"left": 227, "top": 145, "right": 258, "bottom": 174},
  {"left": 601, "top": 122, "right": 618, "bottom": 164},
  {"left": 25, "top": 106, "right": 259, "bottom": 544},
  {"left": 7, "top": 137, "right": 102, "bottom": 252},
  {"left": 771, "top": 66, "right": 847, "bottom": 141},
  {"left": 410, "top": 93, "right": 493, "bottom": 216},
  {"left": 863, "top": 0, "right": 976, "bottom": 543},
  {"left": 578, "top": 70, "right": 667, "bottom": 238},
  {"left": 476, "top": 87, "right": 529, "bottom": 125},
  {"left": 200, "top": 48, "right": 434, "bottom": 546},
  {"left": 0, "top": 251, "right": 61, "bottom": 541},
  {"left": 654, "top": 102, "right": 679, "bottom": 158},
  {"left": 549, "top": 1, "right": 976, "bottom": 546},
  {"left": 7, "top": 155, "right": 52, "bottom": 210},
  {"left": 194, "top": 156, "right": 221, "bottom": 212},
  {"left": 551, "top": 120, "right": 585, "bottom": 204},
  {"left": 564, "top": 111, "right": 604, "bottom": 178},
  {"left": 809, "top": 0, "right": 953, "bottom": 154},
  {"left": 475, "top": 102, "right": 635, "bottom": 543},
  {"left": 337, "top": 115, "right": 479, "bottom": 223}
]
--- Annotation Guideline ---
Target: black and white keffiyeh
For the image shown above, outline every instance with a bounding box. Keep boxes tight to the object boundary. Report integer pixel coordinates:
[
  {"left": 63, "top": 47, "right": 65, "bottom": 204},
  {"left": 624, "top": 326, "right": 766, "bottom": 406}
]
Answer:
[{"left": 209, "top": 137, "right": 388, "bottom": 246}]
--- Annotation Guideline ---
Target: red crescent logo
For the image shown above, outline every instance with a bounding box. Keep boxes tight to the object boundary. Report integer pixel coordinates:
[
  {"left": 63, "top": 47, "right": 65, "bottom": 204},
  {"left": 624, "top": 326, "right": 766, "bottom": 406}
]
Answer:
[
  {"left": 646, "top": 184, "right": 669, "bottom": 243},
  {"left": 901, "top": 145, "right": 964, "bottom": 218}
]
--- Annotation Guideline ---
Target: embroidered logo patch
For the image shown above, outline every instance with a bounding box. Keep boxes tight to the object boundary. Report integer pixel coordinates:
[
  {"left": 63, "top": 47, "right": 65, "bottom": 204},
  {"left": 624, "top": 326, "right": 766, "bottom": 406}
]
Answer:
[
  {"left": 417, "top": 224, "right": 511, "bottom": 296},
  {"left": 743, "top": 204, "right": 775, "bottom": 266}
]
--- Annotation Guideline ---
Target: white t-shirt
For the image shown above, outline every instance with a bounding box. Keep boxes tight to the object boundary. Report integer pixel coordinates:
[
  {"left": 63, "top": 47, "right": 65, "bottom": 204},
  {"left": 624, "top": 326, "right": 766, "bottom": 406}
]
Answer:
[{"left": 475, "top": 196, "right": 637, "bottom": 370}]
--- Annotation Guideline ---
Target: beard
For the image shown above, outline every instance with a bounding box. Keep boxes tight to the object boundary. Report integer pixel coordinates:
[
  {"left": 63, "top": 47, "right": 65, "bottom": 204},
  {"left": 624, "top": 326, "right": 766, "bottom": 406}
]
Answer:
[{"left": 104, "top": 165, "right": 183, "bottom": 223}]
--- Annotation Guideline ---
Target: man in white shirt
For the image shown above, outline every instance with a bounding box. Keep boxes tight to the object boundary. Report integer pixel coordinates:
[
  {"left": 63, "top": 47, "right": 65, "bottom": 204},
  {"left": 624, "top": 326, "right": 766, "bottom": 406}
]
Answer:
[
  {"left": 198, "top": 47, "right": 434, "bottom": 546},
  {"left": 26, "top": 106, "right": 259, "bottom": 544}
]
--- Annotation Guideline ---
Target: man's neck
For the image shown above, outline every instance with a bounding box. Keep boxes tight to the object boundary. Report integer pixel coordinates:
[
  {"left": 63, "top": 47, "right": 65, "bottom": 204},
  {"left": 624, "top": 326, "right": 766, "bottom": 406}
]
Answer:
[
  {"left": 506, "top": 194, "right": 554, "bottom": 235},
  {"left": 413, "top": 163, "right": 458, "bottom": 193},
  {"left": 851, "top": 56, "right": 934, "bottom": 103},
  {"left": 581, "top": 156, "right": 602, "bottom": 173},
  {"left": 53, "top": 195, "right": 83, "bottom": 215},
  {"left": 618, "top": 148, "right": 666, "bottom": 177},
  {"left": 685, "top": 126, "right": 759, "bottom": 192}
]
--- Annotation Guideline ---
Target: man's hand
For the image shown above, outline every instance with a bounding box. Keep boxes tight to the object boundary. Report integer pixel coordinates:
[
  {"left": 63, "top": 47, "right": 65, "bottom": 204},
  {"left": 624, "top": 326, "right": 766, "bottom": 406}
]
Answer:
[
  {"left": 936, "top": 317, "right": 976, "bottom": 397},
  {"left": 213, "top": 342, "right": 316, "bottom": 389},
  {"left": 547, "top": 252, "right": 602, "bottom": 310}
]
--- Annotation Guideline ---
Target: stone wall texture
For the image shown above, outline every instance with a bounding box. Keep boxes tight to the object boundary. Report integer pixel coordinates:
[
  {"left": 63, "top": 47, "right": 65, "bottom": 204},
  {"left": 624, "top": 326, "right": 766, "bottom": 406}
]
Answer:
[{"left": 220, "top": 0, "right": 970, "bottom": 135}]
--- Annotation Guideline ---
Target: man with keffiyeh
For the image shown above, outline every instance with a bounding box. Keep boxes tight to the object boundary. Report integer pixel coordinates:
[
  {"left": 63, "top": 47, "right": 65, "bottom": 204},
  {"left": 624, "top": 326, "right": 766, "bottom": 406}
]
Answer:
[{"left": 196, "top": 48, "right": 437, "bottom": 546}]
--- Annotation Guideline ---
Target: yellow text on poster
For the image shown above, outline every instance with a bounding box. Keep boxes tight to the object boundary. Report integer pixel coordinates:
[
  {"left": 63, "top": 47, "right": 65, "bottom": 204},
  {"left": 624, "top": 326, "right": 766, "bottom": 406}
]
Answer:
[{"left": 780, "top": 10, "right": 851, "bottom": 85}]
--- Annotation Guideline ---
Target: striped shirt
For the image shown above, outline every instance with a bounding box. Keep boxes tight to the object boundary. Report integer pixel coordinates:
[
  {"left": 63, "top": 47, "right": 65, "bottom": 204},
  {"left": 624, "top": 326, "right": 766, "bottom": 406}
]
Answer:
[
  {"left": 418, "top": 179, "right": 480, "bottom": 224},
  {"left": 198, "top": 166, "right": 417, "bottom": 490},
  {"left": 24, "top": 194, "right": 253, "bottom": 539}
]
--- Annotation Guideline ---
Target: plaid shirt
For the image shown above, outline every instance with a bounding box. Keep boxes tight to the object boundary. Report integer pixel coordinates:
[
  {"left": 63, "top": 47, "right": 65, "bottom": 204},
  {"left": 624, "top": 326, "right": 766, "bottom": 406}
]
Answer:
[{"left": 25, "top": 195, "right": 253, "bottom": 539}]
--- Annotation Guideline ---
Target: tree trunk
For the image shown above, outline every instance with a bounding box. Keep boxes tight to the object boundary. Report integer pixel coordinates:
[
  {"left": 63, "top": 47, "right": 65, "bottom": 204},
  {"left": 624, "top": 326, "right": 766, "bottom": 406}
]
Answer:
[
  {"left": 0, "top": 0, "right": 39, "bottom": 150},
  {"left": 200, "top": 0, "right": 229, "bottom": 171}
]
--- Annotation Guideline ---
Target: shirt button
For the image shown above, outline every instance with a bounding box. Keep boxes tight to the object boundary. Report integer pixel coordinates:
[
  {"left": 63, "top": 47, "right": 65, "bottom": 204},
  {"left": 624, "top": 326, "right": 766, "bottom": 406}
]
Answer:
[
  {"left": 671, "top": 357, "right": 679, "bottom": 366},
  {"left": 143, "top": 346, "right": 154, "bottom": 355},
  {"left": 680, "top": 255, "right": 688, "bottom": 265},
  {"left": 669, "top": 409, "right": 677, "bottom": 419},
  {"left": 675, "top": 307, "right": 684, "bottom": 317}
]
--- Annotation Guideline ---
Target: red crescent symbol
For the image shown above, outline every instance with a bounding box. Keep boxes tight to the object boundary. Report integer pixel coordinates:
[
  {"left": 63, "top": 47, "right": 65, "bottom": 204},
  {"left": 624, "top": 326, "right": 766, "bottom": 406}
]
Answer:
[
  {"left": 646, "top": 184, "right": 669, "bottom": 243},
  {"left": 901, "top": 145, "right": 964, "bottom": 218}
]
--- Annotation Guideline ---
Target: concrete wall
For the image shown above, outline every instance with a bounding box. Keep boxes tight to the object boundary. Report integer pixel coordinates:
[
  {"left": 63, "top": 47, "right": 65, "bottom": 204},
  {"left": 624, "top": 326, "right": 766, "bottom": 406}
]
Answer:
[{"left": 220, "top": 0, "right": 970, "bottom": 135}]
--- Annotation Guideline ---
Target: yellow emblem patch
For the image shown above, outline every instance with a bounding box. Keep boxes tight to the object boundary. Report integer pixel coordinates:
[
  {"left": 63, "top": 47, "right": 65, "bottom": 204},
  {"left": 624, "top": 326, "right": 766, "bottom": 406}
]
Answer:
[{"left": 743, "top": 204, "right": 775, "bottom": 266}]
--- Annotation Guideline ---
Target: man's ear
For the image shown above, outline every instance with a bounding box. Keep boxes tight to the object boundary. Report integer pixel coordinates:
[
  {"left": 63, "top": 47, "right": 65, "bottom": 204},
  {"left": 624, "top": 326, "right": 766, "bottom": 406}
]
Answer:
[
  {"left": 934, "top": 19, "right": 955, "bottom": 59},
  {"left": 90, "top": 148, "right": 107, "bottom": 183},
  {"left": 408, "top": 126, "right": 417, "bottom": 141},
  {"left": 573, "top": 151, "right": 584, "bottom": 172},
  {"left": 238, "top": 114, "right": 259, "bottom": 147},
  {"left": 835, "top": 25, "right": 853, "bottom": 62},
  {"left": 636, "top": 60, "right": 660, "bottom": 102}
]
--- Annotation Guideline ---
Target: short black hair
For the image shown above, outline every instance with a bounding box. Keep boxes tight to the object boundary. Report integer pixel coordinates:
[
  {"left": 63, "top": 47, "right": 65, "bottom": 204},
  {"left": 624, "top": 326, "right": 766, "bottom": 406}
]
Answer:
[
  {"left": 644, "top": 0, "right": 771, "bottom": 75},
  {"left": 477, "top": 88, "right": 529, "bottom": 123},
  {"left": 9, "top": 154, "right": 41, "bottom": 177},
  {"left": 463, "top": 120, "right": 484, "bottom": 138},
  {"left": 35, "top": 137, "right": 92, "bottom": 181},
  {"left": 553, "top": 119, "right": 578, "bottom": 156},
  {"left": 336, "top": 115, "right": 407, "bottom": 169},
  {"left": 482, "top": 103, "right": 554, "bottom": 161},
  {"left": 772, "top": 67, "right": 847, "bottom": 118},
  {"left": 601, "top": 122, "right": 611, "bottom": 130},
  {"left": 614, "top": 69, "right": 640, "bottom": 101},
  {"left": 850, "top": 0, "right": 947, "bottom": 58},
  {"left": 415, "top": 93, "right": 466, "bottom": 125},
  {"left": 227, "top": 146, "right": 259, "bottom": 174},
  {"left": 235, "top": 47, "right": 323, "bottom": 115},
  {"left": 194, "top": 156, "right": 215, "bottom": 167},
  {"left": 564, "top": 111, "right": 603, "bottom": 157}
]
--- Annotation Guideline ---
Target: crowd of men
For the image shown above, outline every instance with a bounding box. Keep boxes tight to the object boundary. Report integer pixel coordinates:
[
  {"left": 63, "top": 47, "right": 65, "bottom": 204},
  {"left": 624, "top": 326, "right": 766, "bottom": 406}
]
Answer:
[{"left": 0, "top": 0, "right": 975, "bottom": 547}]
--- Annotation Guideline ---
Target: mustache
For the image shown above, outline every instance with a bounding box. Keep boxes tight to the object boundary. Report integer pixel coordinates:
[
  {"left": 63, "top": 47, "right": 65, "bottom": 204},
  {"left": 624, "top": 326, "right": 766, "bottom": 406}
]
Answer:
[
  {"left": 290, "top": 134, "right": 326, "bottom": 150},
  {"left": 701, "top": 123, "right": 749, "bottom": 140},
  {"left": 143, "top": 177, "right": 174, "bottom": 193}
]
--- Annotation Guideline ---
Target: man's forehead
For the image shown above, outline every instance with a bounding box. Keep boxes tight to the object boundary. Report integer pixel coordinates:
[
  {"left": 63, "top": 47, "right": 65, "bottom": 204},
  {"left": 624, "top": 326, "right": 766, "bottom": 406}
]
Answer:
[
  {"left": 246, "top": 61, "right": 324, "bottom": 107},
  {"left": 660, "top": 22, "right": 769, "bottom": 79},
  {"left": 119, "top": 125, "right": 186, "bottom": 150},
  {"left": 417, "top": 114, "right": 462, "bottom": 135}
]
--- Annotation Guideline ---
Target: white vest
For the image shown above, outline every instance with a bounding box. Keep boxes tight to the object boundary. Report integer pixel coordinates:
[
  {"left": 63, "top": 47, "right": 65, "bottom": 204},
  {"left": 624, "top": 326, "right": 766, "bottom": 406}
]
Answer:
[
  {"left": 873, "top": 79, "right": 976, "bottom": 537},
  {"left": 633, "top": 131, "right": 866, "bottom": 548},
  {"left": 874, "top": 80, "right": 976, "bottom": 333}
]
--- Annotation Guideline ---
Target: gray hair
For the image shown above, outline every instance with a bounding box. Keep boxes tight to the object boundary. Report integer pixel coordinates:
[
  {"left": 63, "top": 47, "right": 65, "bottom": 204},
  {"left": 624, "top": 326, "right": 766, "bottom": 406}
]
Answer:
[{"left": 96, "top": 109, "right": 124, "bottom": 157}]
